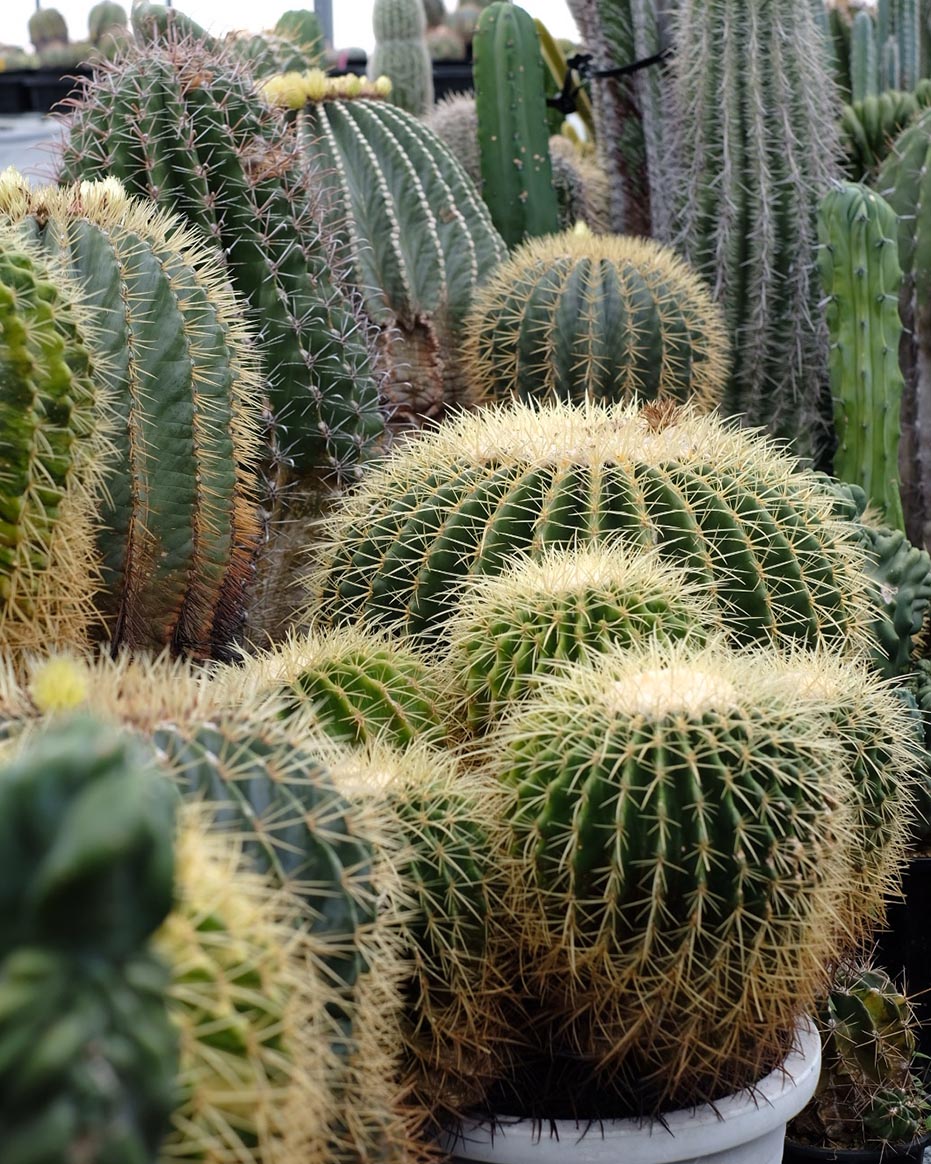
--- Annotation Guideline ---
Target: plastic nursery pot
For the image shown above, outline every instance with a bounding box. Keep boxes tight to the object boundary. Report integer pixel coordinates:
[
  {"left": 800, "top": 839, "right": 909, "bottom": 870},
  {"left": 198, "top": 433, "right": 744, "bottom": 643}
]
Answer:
[
  {"left": 441, "top": 1021, "right": 822, "bottom": 1164},
  {"left": 782, "top": 1131, "right": 931, "bottom": 1162}
]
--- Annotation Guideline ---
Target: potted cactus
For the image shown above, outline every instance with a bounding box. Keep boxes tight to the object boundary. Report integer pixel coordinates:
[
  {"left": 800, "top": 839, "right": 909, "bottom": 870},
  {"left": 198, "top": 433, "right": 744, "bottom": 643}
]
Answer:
[{"left": 784, "top": 962, "right": 931, "bottom": 1163}]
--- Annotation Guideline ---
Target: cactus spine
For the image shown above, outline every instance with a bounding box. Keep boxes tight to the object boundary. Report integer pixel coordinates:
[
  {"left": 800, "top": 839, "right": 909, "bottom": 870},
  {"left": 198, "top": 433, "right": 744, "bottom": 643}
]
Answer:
[
  {"left": 473, "top": 2, "right": 560, "bottom": 249},
  {"left": 0, "top": 227, "right": 110, "bottom": 658},
  {"left": 0, "top": 175, "right": 266, "bottom": 660},
  {"left": 818, "top": 183, "right": 906, "bottom": 532},
  {"left": 308, "top": 399, "right": 872, "bottom": 653},
  {"left": 370, "top": 0, "right": 435, "bottom": 116},
  {"left": 462, "top": 230, "right": 729, "bottom": 409},
  {"left": 59, "top": 37, "right": 384, "bottom": 477},
  {"left": 666, "top": 0, "right": 842, "bottom": 460}
]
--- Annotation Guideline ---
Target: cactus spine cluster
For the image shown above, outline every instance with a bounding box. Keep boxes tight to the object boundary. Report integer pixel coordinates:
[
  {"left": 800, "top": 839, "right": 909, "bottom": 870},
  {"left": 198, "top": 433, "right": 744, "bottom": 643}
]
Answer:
[
  {"left": 473, "top": 3, "right": 560, "bottom": 249},
  {"left": 308, "top": 399, "right": 872, "bottom": 652},
  {"left": 59, "top": 37, "right": 384, "bottom": 477},
  {"left": 818, "top": 182, "right": 906, "bottom": 532},
  {"left": 462, "top": 230, "right": 729, "bottom": 410},
  {"left": 369, "top": 0, "right": 434, "bottom": 116},
  {"left": 0, "top": 227, "right": 110, "bottom": 659},
  {"left": 0, "top": 175, "right": 266, "bottom": 660},
  {"left": 665, "top": 0, "right": 842, "bottom": 459}
]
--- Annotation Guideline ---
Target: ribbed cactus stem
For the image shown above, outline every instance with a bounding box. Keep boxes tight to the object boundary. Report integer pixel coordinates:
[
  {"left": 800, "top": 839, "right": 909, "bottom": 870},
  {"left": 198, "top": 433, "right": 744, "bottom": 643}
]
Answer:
[
  {"left": 818, "top": 183, "right": 905, "bottom": 532},
  {"left": 473, "top": 2, "right": 560, "bottom": 249},
  {"left": 668, "top": 0, "right": 842, "bottom": 459},
  {"left": 369, "top": 0, "right": 434, "bottom": 115}
]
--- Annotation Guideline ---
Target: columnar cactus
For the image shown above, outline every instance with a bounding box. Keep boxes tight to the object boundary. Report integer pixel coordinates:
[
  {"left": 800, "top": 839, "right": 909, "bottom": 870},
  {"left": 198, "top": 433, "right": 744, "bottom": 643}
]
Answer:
[
  {"left": 370, "top": 0, "right": 434, "bottom": 116},
  {"left": 27, "top": 7, "right": 68, "bottom": 51},
  {"left": 482, "top": 640, "right": 875, "bottom": 1108},
  {"left": 444, "top": 544, "right": 712, "bottom": 732},
  {"left": 278, "top": 78, "right": 506, "bottom": 424},
  {"left": 840, "top": 83, "right": 931, "bottom": 179},
  {"left": 59, "top": 37, "right": 385, "bottom": 477},
  {"left": 462, "top": 230, "right": 729, "bottom": 409},
  {"left": 851, "top": 8, "right": 880, "bottom": 101},
  {"left": 878, "top": 108, "right": 931, "bottom": 549},
  {"left": 87, "top": 0, "right": 127, "bottom": 45},
  {"left": 307, "top": 400, "right": 873, "bottom": 652},
  {"left": 0, "top": 227, "right": 110, "bottom": 658},
  {"left": 472, "top": 2, "right": 560, "bottom": 249},
  {"left": 666, "top": 0, "right": 842, "bottom": 460},
  {"left": 0, "top": 175, "right": 266, "bottom": 660},
  {"left": 818, "top": 183, "right": 906, "bottom": 531}
]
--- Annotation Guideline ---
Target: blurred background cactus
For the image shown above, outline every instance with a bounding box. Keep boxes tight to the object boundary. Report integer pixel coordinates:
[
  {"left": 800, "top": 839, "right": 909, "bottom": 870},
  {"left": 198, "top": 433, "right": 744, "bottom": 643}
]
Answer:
[{"left": 370, "top": 0, "right": 434, "bottom": 115}]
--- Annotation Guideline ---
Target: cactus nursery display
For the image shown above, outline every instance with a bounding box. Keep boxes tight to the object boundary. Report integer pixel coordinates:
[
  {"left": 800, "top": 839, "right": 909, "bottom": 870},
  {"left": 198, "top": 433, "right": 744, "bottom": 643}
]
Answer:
[{"left": 6, "top": 0, "right": 931, "bottom": 1159}]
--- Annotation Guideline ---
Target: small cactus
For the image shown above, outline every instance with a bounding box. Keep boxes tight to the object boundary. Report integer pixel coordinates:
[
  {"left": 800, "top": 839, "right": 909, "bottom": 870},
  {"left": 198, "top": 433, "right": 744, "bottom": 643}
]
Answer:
[
  {"left": 462, "top": 230, "right": 729, "bottom": 410},
  {"left": 370, "top": 0, "right": 434, "bottom": 116}
]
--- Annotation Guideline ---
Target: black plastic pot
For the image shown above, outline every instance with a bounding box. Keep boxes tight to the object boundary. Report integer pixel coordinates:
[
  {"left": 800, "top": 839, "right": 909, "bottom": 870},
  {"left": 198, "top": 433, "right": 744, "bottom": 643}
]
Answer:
[
  {"left": 782, "top": 1132, "right": 931, "bottom": 1162},
  {"left": 22, "top": 66, "right": 91, "bottom": 115},
  {"left": 875, "top": 856, "right": 931, "bottom": 1057},
  {"left": 0, "top": 71, "right": 30, "bottom": 115},
  {"left": 432, "top": 60, "right": 473, "bottom": 99}
]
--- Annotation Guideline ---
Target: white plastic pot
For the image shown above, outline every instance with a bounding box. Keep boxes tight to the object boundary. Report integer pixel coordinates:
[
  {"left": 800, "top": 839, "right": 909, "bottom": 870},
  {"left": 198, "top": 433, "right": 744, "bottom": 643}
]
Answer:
[{"left": 440, "top": 1020, "right": 822, "bottom": 1164}]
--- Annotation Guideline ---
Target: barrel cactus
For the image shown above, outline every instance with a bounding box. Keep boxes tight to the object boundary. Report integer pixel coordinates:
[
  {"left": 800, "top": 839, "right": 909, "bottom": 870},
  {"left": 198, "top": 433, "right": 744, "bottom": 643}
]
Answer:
[
  {"left": 268, "top": 75, "right": 507, "bottom": 426},
  {"left": 480, "top": 640, "right": 882, "bottom": 1109},
  {"left": 0, "top": 714, "right": 179, "bottom": 1161},
  {"left": 0, "top": 174, "right": 266, "bottom": 660},
  {"left": 27, "top": 7, "right": 68, "bottom": 52},
  {"left": 462, "top": 231, "right": 729, "bottom": 409},
  {"left": 58, "top": 36, "right": 385, "bottom": 478},
  {"left": 444, "top": 543, "right": 712, "bottom": 733},
  {"left": 0, "top": 226, "right": 110, "bottom": 659},
  {"left": 308, "top": 399, "right": 873, "bottom": 652}
]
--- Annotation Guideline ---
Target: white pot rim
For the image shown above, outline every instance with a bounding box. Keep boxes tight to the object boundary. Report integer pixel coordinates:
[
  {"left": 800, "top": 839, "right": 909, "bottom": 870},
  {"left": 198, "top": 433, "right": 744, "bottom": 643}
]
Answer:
[{"left": 441, "top": 1019, "right": 822, "bottom": 1164}]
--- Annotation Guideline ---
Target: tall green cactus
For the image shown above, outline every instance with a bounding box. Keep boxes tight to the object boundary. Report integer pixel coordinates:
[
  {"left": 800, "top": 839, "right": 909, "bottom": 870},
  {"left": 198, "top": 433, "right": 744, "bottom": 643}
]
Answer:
[
  {"left": 462, "top": 229, "right": 729, "bottom": 409},
  {"left": 481, "top": 640, "right": 879, "bottom": 1109},
  {"left": 877, "top": 107, "right": 931, "bottom": 549},
  {"left": 59, "top": 36, "right": 385, "bottom": 478},
  {"left": 852, "top": 8, "right": 880, "bottom": 101},
  {"left": 275, "top": 79, "right": 506, "bottom": 425},
  {"left": 472, "top": 2, "right": 560, "bottom": 249},
  {"left": 666, "top": 0, "right": 842, "bottom": 461},
  {"left": 307, "top": 399, "right": 874, "bottom": 653},
  {"left": 370, "top": 0, "right": 434, "bottom": 116},
  {"left": 0, "top": 227, "right": 110, "bottom": 659},
  {"left": 818, "top": 182, "right": 906, "bottom": 532},
  {"left": 0, "top": 175, "right": 266, "bottom": 660}
]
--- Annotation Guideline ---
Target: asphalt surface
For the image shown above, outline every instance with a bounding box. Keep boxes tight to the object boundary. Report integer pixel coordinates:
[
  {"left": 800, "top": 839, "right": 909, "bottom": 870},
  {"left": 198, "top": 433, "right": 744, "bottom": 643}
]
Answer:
[{"left": 0, "top": 113, "right": 66, "bottom": 183}]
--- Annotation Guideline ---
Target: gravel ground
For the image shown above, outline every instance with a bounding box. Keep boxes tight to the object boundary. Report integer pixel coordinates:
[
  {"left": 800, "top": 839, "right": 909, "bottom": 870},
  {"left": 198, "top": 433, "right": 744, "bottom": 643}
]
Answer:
[{"left": 0, "top": 113, "right": 66, "bottom": 183}]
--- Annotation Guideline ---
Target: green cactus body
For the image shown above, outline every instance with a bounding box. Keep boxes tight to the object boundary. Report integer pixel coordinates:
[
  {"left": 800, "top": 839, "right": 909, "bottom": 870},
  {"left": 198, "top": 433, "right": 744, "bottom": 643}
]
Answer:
[
  {"left": 295, "top": 90, "right": 506, "bottom": 424},
  {"left": 548, "top": 136, "right": 612, "bottom": 234},
  {"left": 877, "top": 108, "right": 931, "bottom": 549},
  {"left": 667, "top": 0, "right": 841, "bottom": 460},
  {"left": 226, "top": 29, "right": 324, "bottom": 78},
  {"left": 883, "top": 34, "right": 902, "bottom": 92},
  {"left": 87, "top": 0, "right": 127, "bottom": 44},
  {"left": 852, "top": 520, "right": 931, "bottom": 678},
  {"left": 223, "top": 628, "right": 451, "bottom": 749},
  {"left": 791, "top": 962, "right": 931, "bottom": 1149},
  {"left": 818, "top": 183, "right": 905, "bottom": 532},
  {"left": 462, "top": 230, "right": 729, "bottom": 410},
  {"left": 840, "top": 85, "right": 931, "bottom": 179},
  {"left": 370, "top": 0, "right": 434, "bottom": 116},
  {"left": 275, "top": 9, "right": 325, "bottom": 52},
  {"left": 424, "top": 93, "right": 481, "bottom": 187},
  {"left": 473, "top": 3, "right": 559, "bottom": 250},
  {"left": 445, "top": 544, "right": 712, "bottom": 733},
  {"left": 483, "top": 641, "right": 865, "bottom": 1108},
  {"left": 828, "top": 5, "right": 853, "bottom": 101},
  {"left": 59, "top": 38, "right": 384, "bottom": 478},
  {"left": 0, "top": 946, "right": 179, "bottom": 1164},
  {"left": 307, "top": 400, "right": 872, "bottom": 653},
  {"left": 0, "top": 228, "right": 109, "bottom": 658},
  {"left": 852, "top": 9, "right": 879, "bottom": 101},
  {"left": 27, "top": 7, "right": 68, "bottom": 51},
  {"left": 155, "top": 810, "right": 340, "bottom": 1163},
  {"left": 129, "top": 1, "right": 219, "bottom": 49},
  {"left": 0, "top": 177, "right": 266, "bottom": 660}
]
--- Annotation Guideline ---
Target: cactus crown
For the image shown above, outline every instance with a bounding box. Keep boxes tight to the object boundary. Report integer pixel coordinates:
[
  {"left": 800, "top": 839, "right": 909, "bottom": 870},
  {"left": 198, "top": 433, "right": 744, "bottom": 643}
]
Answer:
[{"left": 260, "top": 68, "right": 393, "bottom": 107}]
